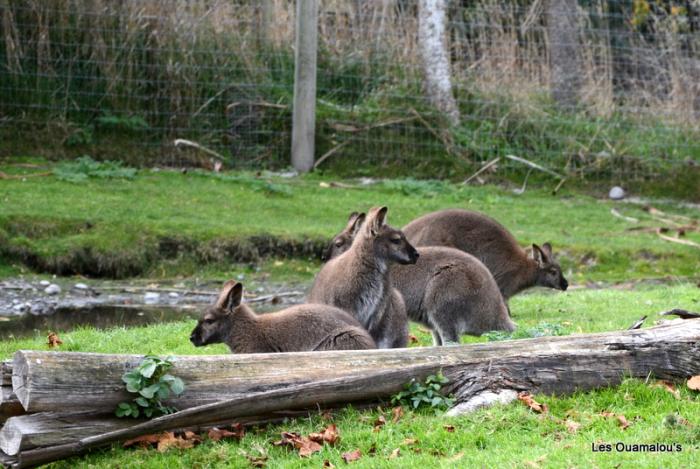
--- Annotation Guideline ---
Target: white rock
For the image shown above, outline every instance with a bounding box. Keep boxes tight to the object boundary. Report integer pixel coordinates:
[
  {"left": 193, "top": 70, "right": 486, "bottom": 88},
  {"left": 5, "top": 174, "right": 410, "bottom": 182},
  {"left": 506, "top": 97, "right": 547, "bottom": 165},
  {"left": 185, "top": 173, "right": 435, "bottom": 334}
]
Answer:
[
  {"left": 44, "top": 284, "right": 61, "bottom": 295},
  {"left": 74, "top": 283, "right": 89, "bottom": 290},
  {"left": 39, "top": 280, "right": 50, "bottom": 286},
  {"left": 144, "top": 292, "right": 160, "bottom": 304},
  {"left": 609, "top": 186, "right": 625, "bottom": 200},
  {"left": 168, "top": 292, "right": 179, "bottom": 298}
]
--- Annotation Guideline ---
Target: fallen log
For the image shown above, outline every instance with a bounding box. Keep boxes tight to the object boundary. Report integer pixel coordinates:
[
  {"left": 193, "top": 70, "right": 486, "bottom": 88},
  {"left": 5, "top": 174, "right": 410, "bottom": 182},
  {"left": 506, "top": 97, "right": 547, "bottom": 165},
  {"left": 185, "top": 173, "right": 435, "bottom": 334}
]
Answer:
[
  {"left": 0, "top": 363, "right": 22, "bottom": 424},
  {"left": 12, "top": 320, "right": 700, "bottom": 415}
]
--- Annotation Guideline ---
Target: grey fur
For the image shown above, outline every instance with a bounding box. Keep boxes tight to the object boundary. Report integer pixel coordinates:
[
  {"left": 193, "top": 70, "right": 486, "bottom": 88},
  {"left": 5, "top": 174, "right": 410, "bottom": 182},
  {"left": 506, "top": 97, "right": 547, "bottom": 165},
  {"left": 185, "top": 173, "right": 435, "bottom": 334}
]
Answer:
[
  {"left": 324, "top": 213, "right": 515, "bottom": 345},
  {"left": 402, "top": 209, "right": 568, "bottom": 299},
  {"left": 190, "top": 281, "right": 376, "bottom": 353},
  {"left": 308, "top": 207, "right": 418, "bottom": 348}
]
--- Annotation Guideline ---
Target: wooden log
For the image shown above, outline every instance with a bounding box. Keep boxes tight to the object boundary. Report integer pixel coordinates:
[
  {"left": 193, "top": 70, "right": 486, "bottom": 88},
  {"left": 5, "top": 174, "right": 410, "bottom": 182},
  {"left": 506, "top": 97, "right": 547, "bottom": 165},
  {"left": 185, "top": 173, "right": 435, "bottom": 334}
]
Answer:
[
  {"left": 0, "top": 362, "right": 23, "bottom": 423},
  {"left": 12, "top": 320, "right": 700, "bottom": 415}
]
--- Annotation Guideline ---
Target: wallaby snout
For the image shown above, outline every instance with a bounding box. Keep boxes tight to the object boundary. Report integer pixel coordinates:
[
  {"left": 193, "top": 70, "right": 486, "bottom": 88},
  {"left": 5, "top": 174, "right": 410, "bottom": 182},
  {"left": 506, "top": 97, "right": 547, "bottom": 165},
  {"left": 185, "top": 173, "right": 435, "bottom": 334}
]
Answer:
[{"left": 560, "top": 277, "right": 569, "bottom": 291}]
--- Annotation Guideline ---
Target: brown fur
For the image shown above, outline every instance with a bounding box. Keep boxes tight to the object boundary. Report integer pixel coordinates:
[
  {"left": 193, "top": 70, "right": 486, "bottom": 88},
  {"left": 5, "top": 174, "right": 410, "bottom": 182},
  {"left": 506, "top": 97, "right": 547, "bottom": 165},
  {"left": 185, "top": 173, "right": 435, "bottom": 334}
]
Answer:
[
  {"left": 308, "top": 207, "right": 418, "bottom": 349},
  {"left": 190, "top": 281, "right": 376, "bottom": 353},
  {"left": 402, "top": 209, "right": 568, "bottom": 299},
  {"left": 325, "top": 213, "right": 515, "bottom": 344}
]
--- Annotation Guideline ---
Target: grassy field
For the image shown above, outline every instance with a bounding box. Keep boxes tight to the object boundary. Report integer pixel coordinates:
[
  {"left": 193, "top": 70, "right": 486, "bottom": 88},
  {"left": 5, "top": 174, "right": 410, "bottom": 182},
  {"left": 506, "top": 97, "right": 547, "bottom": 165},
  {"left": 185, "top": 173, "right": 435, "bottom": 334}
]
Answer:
[
  {"left": 1, "top": 159, "right": 699, "bottom": 467},
  {"left": 1, "top": 285, "right": 699, "bottom": 468},
  {"left": 1, "top": 158, "right": 699, "bottom": 282}
]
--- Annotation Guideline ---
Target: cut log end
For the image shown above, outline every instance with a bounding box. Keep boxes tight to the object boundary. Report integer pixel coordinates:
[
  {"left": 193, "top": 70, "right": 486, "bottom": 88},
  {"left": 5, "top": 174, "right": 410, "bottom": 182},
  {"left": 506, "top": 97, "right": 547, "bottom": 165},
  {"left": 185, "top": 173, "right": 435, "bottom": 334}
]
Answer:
[
  {"left": 0, "top": 417, "right": 22, "bottom": 456},
  {"left": 10, "top": 353, "right": 30, "bottom": 412}
]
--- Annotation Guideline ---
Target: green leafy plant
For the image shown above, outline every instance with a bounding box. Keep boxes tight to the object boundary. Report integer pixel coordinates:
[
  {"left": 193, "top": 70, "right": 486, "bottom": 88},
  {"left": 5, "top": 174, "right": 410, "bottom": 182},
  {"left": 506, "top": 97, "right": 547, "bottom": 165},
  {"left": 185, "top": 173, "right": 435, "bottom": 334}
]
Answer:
[
  {"left": 391, "top": 372, "right": 454, "bottom": 411},
  {"left": 96, "top": 114, "right": 149, "bottom": 132},
  {"left": 116, "top": 355, "right": 185, "bottom": 419},
  {"left": 54, "top": 156, "right": 137, "bottom": 182}
]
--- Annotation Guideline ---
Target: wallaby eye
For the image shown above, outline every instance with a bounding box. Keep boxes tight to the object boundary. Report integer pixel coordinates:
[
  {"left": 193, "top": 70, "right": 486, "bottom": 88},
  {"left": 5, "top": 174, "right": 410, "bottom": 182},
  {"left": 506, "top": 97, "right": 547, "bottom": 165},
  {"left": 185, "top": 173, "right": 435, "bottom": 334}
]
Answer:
[
  {"left": 204, "top": 319, "right": 215, "bottom": 324},
  {"left": 334, "top": 239, "right": 343, "bottom": 247},
  {"left": 390, "top": 237, "right": 401, "bottom": 244}
]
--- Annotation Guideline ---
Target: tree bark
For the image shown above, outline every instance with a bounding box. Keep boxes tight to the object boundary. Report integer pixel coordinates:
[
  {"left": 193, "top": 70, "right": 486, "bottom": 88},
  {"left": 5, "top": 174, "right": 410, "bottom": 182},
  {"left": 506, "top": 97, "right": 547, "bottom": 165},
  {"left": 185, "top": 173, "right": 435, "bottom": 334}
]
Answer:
[
  {"left": 546, "top": 0, "right": 583, "bottom": 109},
  {"left": 418, "top": 0, "right": 460, "bottom": 126},
  {"left": 0, "top": 362, "right": 23, "bottom": 424}
]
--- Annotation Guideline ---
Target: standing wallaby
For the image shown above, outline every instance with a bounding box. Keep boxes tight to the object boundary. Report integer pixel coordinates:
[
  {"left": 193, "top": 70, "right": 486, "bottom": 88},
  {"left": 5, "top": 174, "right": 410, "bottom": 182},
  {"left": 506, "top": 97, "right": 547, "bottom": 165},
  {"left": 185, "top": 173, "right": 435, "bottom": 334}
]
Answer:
[
  {"left": 325, "top": 213, "right": 516, "bottom": 345},
  {"left": 308, "top": 207, "right": 418, "bottom": 349},
  {"left": 190, "top": 281, "right": 376, "bottom": 353},
  {"left": 402, "top": 209, "right": 568, "bottom": 299}
]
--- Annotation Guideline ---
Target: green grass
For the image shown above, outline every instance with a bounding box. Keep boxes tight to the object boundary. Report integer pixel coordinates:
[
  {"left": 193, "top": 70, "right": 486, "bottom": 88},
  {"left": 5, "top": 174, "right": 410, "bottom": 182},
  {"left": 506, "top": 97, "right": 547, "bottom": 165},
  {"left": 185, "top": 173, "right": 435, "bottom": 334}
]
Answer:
[
  {"left": 1, "top": 159, "right": 699, "bottom": 281},
  {"left": 2, "top": 284, "right": 698, "bottom": 468}
]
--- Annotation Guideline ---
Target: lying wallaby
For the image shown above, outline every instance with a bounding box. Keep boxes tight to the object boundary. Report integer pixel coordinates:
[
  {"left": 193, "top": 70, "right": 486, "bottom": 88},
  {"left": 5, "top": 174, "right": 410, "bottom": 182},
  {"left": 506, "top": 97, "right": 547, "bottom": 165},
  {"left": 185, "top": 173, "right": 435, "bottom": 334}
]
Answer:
[
  {"left": 325, "top": 212, "right": 515, "bottom": 345},
  {"left": 308, "top": 207, "right": 418, "bottom": 349},
  {"left": 402, "top": 209, "right": 568, "bottom": 299},
  {"left": 190, "top": 281, "right": 376, "bottom": 353}
]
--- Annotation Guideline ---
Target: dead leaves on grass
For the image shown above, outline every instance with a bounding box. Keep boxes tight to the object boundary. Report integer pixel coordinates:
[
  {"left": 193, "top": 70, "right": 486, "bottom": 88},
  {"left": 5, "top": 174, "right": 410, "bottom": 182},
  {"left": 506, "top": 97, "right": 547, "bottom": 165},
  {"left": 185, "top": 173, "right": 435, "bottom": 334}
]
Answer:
[
  {"left": 208, "top": 423, "right": 245, "bottom": 442},
  {"left": 341, "top": 449, "right": 362, "bottom": 463},
  {"left": 518, "top": 392, "right": 548, "bottom": 413},
  {"left": 123, "top": 431, "right": 201, "bottom": 452},
  {"left": 687, "top": 375, "right": 700, "bottom": 391},
  {"left": 274, "top": 423, "right": 340, "bottom": 458},
  {"left": 47, "top": 331, "right": 63, "bottom": 348}
]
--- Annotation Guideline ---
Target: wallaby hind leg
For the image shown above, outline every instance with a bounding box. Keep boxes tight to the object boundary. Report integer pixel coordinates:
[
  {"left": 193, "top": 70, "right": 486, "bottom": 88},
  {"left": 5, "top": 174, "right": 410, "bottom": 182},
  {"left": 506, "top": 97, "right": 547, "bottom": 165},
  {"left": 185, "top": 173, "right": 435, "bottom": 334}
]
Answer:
[
  {"left": 431, "top": 330, "right": 442, "bottom": 346},
  {"left": 315, "top": 327, "right": 376, "bottom": 351},
  {"left": 429, "top": 304, "right": 462, "bottom": 345}
]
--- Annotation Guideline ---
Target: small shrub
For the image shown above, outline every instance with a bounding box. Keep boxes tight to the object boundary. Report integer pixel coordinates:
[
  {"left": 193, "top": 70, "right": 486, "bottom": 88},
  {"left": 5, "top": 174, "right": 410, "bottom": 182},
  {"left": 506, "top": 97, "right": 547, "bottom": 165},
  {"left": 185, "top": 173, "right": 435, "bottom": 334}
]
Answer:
[
  {"left": 96, "top": 114, "right": 149, "bottom": 132},
  {"left": 116, "top": 355, "right": 185, "bottom": 419},
  {"left": 391, "top": 372, "right": 454, "bottom": 411},
  {"left": 54, "top": 156, "right": 137, "bottom": 182}
]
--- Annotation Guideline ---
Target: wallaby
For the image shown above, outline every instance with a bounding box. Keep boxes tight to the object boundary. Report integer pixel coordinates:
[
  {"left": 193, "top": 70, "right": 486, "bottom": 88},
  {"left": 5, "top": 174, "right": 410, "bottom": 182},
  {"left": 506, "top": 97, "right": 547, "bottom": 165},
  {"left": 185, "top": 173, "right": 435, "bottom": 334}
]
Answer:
[
  {"left": 308, "top": 207, "right": 418, "bottom": 349},
  {"left": 190, "top": 281, "right": 376, "bottom": 353},
  {"left": 402, "top": 209, "right": 568, "bottom": 299},
  {"left": 325, "top": 212, "right": 516, "bottom": 345}
]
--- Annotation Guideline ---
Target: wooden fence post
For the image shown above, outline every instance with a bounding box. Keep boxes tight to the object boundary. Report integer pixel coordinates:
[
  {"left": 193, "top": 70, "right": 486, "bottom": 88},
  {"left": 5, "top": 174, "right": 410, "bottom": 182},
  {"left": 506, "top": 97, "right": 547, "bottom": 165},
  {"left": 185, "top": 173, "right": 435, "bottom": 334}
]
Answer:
[{"left": 291, "top": 0, "right": 319, "bottom": 172}]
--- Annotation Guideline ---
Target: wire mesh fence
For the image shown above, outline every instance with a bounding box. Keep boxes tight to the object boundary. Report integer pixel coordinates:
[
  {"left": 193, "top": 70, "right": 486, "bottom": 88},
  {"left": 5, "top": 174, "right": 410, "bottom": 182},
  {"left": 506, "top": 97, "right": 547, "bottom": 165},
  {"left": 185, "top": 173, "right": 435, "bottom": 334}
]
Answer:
[{"left": 1, "top": 0, "right": 699, "bottom": 181}]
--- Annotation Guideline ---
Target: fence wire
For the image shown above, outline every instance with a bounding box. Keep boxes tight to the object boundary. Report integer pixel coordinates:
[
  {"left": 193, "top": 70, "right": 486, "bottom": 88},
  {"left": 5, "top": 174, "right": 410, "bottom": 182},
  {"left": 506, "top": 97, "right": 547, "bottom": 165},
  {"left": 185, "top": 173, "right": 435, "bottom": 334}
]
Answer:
[{"left": 1, "top": 0, "right": 699, "bottom": 181}]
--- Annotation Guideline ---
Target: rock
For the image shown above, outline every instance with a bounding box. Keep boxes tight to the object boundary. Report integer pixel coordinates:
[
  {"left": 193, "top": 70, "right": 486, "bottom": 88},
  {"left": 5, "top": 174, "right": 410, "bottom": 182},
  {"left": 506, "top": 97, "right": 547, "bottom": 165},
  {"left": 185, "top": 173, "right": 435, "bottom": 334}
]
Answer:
[
  {"left": 39, "top": 280, "right": 50, "bottom": 287},
  {"left": 144, "top": 292, "right": 160, "bottom": 304},
  {"left": 608, "top": 186, "right": 625, "bottom": 200},
  {"left": 74, "top": 283, "right": 89, "bottom": 290},
  {"left": 44, "top": 284, "right": 61, "bottom": 295},
  {"left": 168, "top": 292, "right": 179, "bottom": 298}
]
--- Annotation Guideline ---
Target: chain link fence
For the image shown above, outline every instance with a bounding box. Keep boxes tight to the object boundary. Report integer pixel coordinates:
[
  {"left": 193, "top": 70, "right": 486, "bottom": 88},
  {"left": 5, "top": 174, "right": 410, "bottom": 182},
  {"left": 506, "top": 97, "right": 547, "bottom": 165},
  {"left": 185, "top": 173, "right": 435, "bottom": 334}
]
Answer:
[{"left": 1, "top": 0, "right": 699, "bottom": 181}]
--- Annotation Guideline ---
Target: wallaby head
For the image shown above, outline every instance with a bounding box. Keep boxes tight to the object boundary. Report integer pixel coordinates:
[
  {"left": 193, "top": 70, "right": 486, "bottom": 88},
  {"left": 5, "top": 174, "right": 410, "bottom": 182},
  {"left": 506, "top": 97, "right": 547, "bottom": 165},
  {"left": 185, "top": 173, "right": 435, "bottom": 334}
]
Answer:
[
  {"left": 532, "top": 243, "right": 568, "bottom": 291},
  {"left": 190, "top": 280, "right": 245, "bottom": 347},
  {"left": 360, "top": 207, "right": 419, "bottom": 266},
  {"left": 321, "top": 212, "right": 365, "bottom": 261}
]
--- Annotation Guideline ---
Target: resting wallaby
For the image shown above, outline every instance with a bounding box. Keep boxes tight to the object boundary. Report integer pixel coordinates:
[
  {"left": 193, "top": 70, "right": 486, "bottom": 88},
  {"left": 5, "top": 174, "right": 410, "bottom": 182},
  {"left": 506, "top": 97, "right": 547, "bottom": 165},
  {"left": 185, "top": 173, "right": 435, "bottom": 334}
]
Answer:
[
  {"left": 190, "top": 281, "right": 376, "bottom": 353},
  {"left": 402, "top": 209, "right": 568, "bottom": 299},
  {"left": 325, "top": 213, "right": 515, "bottom": 345},
  {"left": 308, "top": 207, "right": 418, "bottom": 349}
]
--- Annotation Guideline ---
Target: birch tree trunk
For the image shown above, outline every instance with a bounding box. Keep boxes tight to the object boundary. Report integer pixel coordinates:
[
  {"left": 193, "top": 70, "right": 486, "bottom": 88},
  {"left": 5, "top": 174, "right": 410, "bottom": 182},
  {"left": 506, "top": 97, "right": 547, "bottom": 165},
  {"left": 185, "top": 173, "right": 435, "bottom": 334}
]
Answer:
[
  {"left": 418, "top": 0, "right": 460, "bottom": 126},
  {"left": 546, "top": 0, "right": 583, "bottom": 109}
]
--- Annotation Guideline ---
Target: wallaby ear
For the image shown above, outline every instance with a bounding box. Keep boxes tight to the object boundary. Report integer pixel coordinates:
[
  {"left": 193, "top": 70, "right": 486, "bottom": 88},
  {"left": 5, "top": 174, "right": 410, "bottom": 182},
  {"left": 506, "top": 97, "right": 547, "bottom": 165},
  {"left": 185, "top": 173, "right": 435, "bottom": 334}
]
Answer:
[
  {"left": 541, "top": 242, "right": 553, "bottom": 257},
  {"left": 216, "top": 280, "right": 243, "bottom": 311},
  {"left": 531, "top": 244, "right": 550, "bottom": 267},
  {"left": 348, "top": 212, "right": 366, "bottom": 236},
  {"left": 365, "top": 206, "right": 388, "bottom": 236}
]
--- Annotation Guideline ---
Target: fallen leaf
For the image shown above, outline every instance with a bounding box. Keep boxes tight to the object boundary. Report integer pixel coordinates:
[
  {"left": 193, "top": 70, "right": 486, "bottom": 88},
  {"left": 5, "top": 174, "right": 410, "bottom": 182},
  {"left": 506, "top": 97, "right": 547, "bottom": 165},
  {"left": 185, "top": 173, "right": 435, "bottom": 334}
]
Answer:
[
  {"left": 402, "top": 438, "right": 419, "bottom": 446},
  {"left": 600, "top": 411, "right": 615, "bottom": 418},
  {"left": 565, "top": 420, "right": 581, "bottom": 433},
  {"left": 156, "top": 432, "right": 195, "bottom": 452},
  {"left": 391, "top": 406, "right": 404, "bottom": 423},
  {"left": 342, "top": 449, "right": 362, "bottom": 463},
  {"left": 308, "top": 424, "right": 340, "bottom": 446},
  {"left": 123, "top": 433, "right": 162, "bottom": 449},
  {"left": 182, "top": 430, "right": 202, "bottom": 444},
  {"left": 656, "top": 380, "right": 681, "bottom": 399},
  {"left": 389, "top": 448, "right": 400, "bottom": 459},
  {"left": 47, "top": 331, "right": 63, "bottom": 348},
  {"left": 443, "top": 424, "right": 455, "bottom": 432},
  {"left": 367, "top": 444, "right": 377, "bottom": 455},
  {"left": 373, "top": 415, "right": 386, "bottom": 432},
  {"left": 688, "top": 375, "right": 700, "bottom": 391},
  {"left": 617, "top": 415, "right": 631, "bottom": 430},
  {"left": 321, "top": 410, "right": 333, "bottom": 421},
  {"left": 273, "top": 432, "right": 322, "bottom": 457},
  {"left": 322, "top": 460, "right": 335, "bottom": 468},
  {"left": 247, "top": 455, "right": 268, "bottom": 468},
  {"left": 408, "top": 334, "right": 419, "bottom": 344},
  {"left": 446, "top": 451, "right": 465, "bottom": 462},
  {"left": 518, "top": 392, "right": 548, "bottom": 413},
  {"left": 208, "top": 423, "right": 245, "bottom": 442},
  {"left": 213, "top": 161, "right": 223, "bottom": 173}
]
